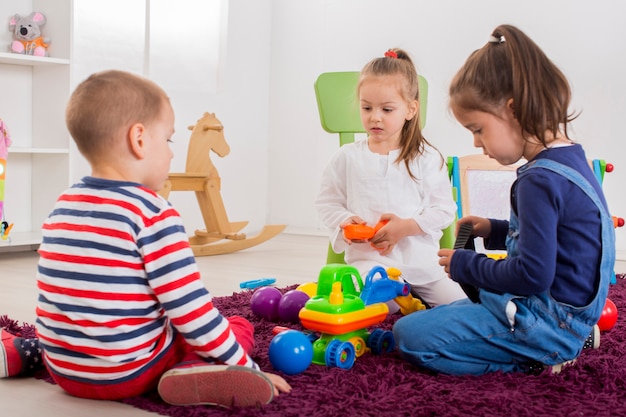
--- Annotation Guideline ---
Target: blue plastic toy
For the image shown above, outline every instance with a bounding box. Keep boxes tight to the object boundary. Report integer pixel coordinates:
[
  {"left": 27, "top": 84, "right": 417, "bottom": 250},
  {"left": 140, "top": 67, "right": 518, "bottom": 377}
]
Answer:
[
  {"left": 239, "top": 278, "right": 276, "bottom": 289},
  {"left": 268, "top": 330, "right": 313, "bottom": 375}
]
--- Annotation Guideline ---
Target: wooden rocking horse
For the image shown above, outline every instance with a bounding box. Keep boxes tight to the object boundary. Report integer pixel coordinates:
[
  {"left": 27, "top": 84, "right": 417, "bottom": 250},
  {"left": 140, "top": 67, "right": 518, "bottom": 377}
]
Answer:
[{"left": 159, "top": 112, "right": 285, "bottom": 256}]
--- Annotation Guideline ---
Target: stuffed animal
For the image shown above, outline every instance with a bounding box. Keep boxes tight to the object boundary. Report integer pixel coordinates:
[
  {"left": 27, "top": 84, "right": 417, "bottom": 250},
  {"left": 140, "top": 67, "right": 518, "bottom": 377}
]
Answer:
[{"left": 9, "top": 12, "right": 50, "bottom": 57}]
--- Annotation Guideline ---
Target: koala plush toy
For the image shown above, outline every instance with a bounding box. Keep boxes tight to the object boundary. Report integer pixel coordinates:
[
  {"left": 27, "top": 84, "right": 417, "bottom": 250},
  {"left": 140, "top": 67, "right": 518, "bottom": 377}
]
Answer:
[{"left": 9, "top": 12, "right": 50, "bottom": 57}]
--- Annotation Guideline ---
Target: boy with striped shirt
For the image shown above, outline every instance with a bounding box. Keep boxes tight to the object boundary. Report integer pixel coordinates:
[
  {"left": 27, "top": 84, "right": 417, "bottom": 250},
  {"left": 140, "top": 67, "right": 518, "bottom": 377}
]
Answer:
[{"left": 1, "top": 70, "right": 290, "bottom": 408}]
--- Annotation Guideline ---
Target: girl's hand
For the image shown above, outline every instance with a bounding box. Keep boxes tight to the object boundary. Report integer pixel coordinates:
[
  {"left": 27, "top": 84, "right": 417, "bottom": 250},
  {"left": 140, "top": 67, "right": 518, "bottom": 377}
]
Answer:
[
  {"left": 456, "top": 216, "right": 491, "bottom": 239},
  {"left": 437, "top": 248, "right": 454, "bottom": 277},
  {"left": 264, "top": 372, "right": 292, "bottom": 396},
  {"left": 340, "top": 216, "right": 367, "bottom": 244},
  {"left": 370, "top": 214, "right": 422, "bottom": 256}
]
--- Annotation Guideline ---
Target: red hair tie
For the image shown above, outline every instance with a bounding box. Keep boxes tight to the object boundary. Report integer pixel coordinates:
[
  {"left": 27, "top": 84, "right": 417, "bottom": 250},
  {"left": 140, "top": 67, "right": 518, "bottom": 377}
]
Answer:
[{"left": 384, "top": 50, "right": 398, "bottom": 59}]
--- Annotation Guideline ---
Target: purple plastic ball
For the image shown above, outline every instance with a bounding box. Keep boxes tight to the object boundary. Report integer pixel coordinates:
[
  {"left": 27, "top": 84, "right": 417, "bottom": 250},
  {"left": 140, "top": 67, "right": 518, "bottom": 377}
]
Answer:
[
  {"left": 277, "top": 290, "right": 310, "bottom": 323},
  {"left": 269, "top": 330, "right": 313, "bottom": 375},
  {"left": 250, "top": 286, "right": 282, "bottom": 321}
]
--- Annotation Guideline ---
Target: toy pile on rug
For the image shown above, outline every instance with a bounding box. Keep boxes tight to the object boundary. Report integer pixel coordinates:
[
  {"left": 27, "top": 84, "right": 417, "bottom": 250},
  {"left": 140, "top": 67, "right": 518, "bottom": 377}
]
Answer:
[{"left": 3, "top": 274, "right": 625, "bottom": 417}]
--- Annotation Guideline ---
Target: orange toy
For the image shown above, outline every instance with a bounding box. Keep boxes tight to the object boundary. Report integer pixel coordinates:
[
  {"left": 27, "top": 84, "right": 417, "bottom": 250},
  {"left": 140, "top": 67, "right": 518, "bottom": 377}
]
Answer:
[{"left": 343, "top": 220, "right": 388, "bottom": 241}]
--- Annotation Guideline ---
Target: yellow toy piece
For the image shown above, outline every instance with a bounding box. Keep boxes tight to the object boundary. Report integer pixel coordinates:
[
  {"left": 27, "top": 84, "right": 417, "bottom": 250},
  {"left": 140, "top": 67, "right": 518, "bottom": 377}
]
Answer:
[
  {"left": 296, "top": 282, "right": 318, "bottom": 298},
  {"left": 386, "top": 267, "right": 426, "bottom": 315}
]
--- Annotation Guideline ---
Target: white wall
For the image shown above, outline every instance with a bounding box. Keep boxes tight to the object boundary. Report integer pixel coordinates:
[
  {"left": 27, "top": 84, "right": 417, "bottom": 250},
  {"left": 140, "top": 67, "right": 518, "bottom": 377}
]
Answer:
[
  {"left": 70, "top": 0, "right": 274, "bottom": 236},
  {"left": 68, "top": 1, "right": 626, "bottom": 256},
  {"left": 267, "top": 0, "right": 626, "bottom": 257}
]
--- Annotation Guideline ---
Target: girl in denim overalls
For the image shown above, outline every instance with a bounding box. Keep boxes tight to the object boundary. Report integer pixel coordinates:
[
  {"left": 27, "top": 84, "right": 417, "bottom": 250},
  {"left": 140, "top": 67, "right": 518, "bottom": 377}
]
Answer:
[{"left": 393, "top": 24, "right": 616, "bottom": 375}]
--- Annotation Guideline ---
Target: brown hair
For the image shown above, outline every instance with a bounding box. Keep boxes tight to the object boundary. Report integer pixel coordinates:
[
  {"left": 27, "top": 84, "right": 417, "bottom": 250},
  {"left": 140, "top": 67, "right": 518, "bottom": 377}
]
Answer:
[
  {"left": 66, "top": 70, "right": 169, "bottom": 159},
  {"left": 359, "top": 48, "right": 438, "bottom": 179},
  {"left": 449, "top": 24, "right": 576, "bottom": 145}
]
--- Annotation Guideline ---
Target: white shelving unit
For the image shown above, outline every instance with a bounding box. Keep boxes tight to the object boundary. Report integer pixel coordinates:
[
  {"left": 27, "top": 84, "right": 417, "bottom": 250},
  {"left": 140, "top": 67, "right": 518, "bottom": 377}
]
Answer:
[{"left": 0, "top": 0, "right": 72, "bottom": 251}]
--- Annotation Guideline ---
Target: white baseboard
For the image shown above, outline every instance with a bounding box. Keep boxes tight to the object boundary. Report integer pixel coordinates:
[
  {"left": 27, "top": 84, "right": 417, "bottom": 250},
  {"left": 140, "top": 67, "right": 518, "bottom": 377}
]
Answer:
[{"left": 283, "top": 226, "right": 329, "bottom": 237}]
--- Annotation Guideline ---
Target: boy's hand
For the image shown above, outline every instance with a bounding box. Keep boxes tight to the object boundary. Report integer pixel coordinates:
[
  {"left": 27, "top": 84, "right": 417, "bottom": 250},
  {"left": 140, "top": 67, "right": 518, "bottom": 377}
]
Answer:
[{"left": 264, "top": 372, "right": 292, "bottom": 396}]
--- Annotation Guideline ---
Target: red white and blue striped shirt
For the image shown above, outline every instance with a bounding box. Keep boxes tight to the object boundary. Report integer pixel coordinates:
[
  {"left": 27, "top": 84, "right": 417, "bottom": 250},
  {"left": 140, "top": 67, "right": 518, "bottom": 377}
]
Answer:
[{"left": 36, "top": 177, "right": 258, "bottom": 384}]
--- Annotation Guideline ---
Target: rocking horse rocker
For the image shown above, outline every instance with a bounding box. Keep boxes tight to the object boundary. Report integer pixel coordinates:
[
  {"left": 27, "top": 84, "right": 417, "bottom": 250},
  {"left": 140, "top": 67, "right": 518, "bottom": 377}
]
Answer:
[{"left": 159, "top": 112, "right": 285, "bottom": 256}]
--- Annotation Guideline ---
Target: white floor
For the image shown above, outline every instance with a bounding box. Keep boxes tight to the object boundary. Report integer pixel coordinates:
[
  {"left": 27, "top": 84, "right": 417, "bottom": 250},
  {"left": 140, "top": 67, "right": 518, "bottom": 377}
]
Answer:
[{"left": 0, "top": 232, "right": 329, "bottom": 417}]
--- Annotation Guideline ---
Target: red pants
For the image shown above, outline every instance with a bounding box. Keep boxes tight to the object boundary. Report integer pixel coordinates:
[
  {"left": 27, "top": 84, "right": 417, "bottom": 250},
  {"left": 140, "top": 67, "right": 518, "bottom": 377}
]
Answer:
[{"left": 47, "top": 316, "right": 255, "bottom": 400}]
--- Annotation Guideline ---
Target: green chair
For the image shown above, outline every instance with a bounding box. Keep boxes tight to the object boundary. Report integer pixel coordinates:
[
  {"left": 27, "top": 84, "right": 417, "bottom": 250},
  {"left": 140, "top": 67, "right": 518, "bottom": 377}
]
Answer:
[
  {"left": 314, "top": 72, "right": 428, "bottom": 146},
  {"left": 314, "top": 71, "right": 451, "bottom": 264}
]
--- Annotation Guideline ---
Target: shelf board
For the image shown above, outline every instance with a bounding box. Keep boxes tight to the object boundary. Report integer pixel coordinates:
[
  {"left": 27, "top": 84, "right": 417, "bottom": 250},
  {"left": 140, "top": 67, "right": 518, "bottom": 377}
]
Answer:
[
  {"left": 8, "top": 147, "right": 69, "bottom": 154},
  {"left": 0, "top": 231, "right": 41, "bottom": 251},
  {"left": 0, "top": 52, "right": 69, "bottom": 66}
]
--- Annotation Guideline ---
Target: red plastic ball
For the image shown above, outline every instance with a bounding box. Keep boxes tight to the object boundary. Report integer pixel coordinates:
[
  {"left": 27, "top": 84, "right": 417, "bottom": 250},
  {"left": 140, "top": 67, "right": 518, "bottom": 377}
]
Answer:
[
  {"left": 597, "top": 298, "right": 618, "bottom": 331},
  {"left": 250, "top": 287, "right": 282, "bottom": 321},
  {"left": 605, "top": 163, "right": 614, "bottom": 173}
]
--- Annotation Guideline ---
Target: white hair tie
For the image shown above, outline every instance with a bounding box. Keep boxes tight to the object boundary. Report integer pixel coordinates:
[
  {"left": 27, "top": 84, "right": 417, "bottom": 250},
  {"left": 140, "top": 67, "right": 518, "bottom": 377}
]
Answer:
[{"left": 488, "top": 35, "right": 506, "bottom": 44}]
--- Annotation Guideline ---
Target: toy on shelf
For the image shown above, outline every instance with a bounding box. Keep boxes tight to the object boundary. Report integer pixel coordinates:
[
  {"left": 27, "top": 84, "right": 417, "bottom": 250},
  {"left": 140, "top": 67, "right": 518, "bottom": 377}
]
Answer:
[
  {"left": 0, "top": 118, "right": 13, "bottom": 241},
  {"left": 297, "top": 264, "right": 403, "bottom": 370},
  {"left": 158, "top": 112, "right": 285, "bottom": 256},
  {"left": 9, "top": 12, "right": 50, "bottom": 57}
]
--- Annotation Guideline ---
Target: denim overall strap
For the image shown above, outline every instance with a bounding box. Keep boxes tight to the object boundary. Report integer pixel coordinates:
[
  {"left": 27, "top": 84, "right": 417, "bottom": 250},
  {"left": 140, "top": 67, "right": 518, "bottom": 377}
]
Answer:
[{"left": 518, "top": 158, "right": 615, "bottom": 319}]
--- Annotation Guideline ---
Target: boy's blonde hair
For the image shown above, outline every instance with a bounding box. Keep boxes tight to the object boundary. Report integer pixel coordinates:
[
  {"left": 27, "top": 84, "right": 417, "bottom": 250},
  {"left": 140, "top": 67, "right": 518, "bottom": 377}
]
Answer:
[{"left": 66, "top": 70, "right": 169, "bottom": 159}]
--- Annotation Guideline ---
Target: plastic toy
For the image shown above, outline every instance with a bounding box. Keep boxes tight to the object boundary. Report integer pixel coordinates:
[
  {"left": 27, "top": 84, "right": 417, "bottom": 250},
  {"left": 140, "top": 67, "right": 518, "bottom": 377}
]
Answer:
[
  {"left": 0, "top": 118, "right": 12, "bottom": 240},
  {"left": 296, "top": 282, "right": 317, "bottom": 297},
  {"left": 277, "top": 290, "right": 310, "bottom": 323},
  {"left": 268, "top": 330, "right": 313, "bottom": 375},
  {"left": 385, "top": 268, "right": 426, "bottom": 314},
  {"left": 250, "top": 286, "right": 282, "bottom": 321},
  {"left": 454, "top": 223, "right": 481, "bottom": 302},
  {"left": 597, "top": 298, "right": 618, "bottom": 332},
  {"left": 272, "top": 325, "right": 318, "bottom": 342},
  {"left": 239, "top": 278, "right": 276, "bottom": 289},
  {"left": 9, "top": 12, "right": 50, "bottom": 57},
  {"left": 343, "top": 220, "right": 387, "bottom": 241},
  {"left": 297, "top": 264, "right": 401, "bottom": 369}
]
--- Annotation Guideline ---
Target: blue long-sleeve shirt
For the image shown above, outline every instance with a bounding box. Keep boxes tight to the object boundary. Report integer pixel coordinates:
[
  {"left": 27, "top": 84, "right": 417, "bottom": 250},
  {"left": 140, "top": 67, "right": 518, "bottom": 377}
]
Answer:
[{"left": 450, "top": 144, "right": 609, "bottom": 306}]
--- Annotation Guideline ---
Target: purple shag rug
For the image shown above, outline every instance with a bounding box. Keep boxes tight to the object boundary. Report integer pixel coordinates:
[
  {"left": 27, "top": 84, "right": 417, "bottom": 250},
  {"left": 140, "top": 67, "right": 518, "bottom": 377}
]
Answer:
[{"left": 5, "top": 275, "right": 625, "bottom": 417}]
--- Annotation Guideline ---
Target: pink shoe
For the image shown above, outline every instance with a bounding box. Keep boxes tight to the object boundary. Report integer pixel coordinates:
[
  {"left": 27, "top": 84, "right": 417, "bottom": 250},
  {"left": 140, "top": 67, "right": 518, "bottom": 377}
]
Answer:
[
  {"left": 1, "top": 330, "right": 23, "bottom": 378},
  {"left": 158, "top": 364, "right": 274, "bottom": 408}
]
